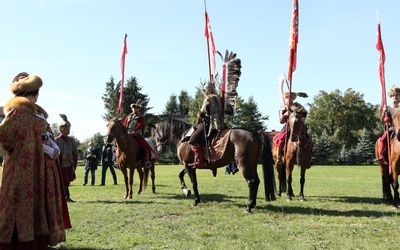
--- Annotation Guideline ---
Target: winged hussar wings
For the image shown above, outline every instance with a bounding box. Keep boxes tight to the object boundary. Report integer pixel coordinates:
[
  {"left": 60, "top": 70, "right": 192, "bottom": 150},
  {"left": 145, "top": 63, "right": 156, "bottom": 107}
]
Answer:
[{"left": 217, "top": 50, "right": 242, "bottom": 116}]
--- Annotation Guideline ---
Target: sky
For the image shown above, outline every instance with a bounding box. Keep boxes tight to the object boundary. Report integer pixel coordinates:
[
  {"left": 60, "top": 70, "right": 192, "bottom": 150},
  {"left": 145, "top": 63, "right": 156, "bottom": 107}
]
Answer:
[{"left": 1, "top": 0, "right": 400, "bottom": 141}]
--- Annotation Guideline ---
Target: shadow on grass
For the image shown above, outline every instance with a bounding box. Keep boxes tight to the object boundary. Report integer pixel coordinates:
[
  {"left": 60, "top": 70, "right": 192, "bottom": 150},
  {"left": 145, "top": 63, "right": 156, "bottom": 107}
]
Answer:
[{"left": 256, "top": 203, "right": 398, "bottom": 218}]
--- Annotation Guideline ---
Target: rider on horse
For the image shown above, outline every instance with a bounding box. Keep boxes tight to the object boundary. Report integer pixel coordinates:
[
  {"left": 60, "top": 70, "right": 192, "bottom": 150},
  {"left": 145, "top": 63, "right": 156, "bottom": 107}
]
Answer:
[
  {"left": 188, "top": 81, "right": 223, "bottom": 167},
  {"left": 376, "top": 86, "right": 400, "bottom": 165},
  {"left": 274, "top": 75, "right": 312, "bottom": 167},
  {"left": 123, "top": 100, "right": 152, "bottom": 168}
]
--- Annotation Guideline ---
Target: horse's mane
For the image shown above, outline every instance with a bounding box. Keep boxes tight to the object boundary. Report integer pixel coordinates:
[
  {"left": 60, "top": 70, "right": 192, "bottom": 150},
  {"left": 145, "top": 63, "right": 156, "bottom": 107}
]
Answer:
[{"left": 158, "top": 118, "right": 192, "bottom": 136}]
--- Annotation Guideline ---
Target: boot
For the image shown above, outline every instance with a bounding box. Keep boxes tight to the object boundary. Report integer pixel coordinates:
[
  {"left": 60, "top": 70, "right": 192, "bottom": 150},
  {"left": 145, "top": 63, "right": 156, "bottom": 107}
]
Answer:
[
  {"left": 275, "top": 147, "right": 284, "bottom": 166},
  {"left": 188, "top": 145, "right": 205, "bottom": 167}
]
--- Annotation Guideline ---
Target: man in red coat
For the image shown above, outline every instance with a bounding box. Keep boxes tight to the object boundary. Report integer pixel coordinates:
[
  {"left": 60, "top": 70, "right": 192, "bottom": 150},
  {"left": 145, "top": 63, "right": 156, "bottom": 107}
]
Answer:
[{"left": 123, "top": 101, "right": 152, "bottom": 168}]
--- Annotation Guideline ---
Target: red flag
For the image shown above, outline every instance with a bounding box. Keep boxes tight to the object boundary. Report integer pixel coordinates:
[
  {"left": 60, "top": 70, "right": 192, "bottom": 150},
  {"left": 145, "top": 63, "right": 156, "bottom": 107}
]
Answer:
[
  {"left": 287, "top": 0, "right": 299, "bottom": 83},
  {"left": 376, "top": 21, "right": 386, "bottom": 117},
  {"left": 118, "top": 33, "right": 128, "bottom": 114},
  {"left": 205, "top": 11, "right": 217, "bottom": 83}
]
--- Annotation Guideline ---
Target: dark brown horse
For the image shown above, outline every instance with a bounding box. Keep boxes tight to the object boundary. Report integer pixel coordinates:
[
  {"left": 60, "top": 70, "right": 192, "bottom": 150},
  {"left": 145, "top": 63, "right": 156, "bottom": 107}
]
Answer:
[
  {"left": 271, "top": 109, "right": 312, "bottom": 201},
  {"left": 106, "top": 118, "right": 156, "bottom": 198},
  {"left": 151, "top": 118, "right": 275, "bottom": 213},
  {"left": 375, "top": 109, "right": 400, "bottom": 208}
]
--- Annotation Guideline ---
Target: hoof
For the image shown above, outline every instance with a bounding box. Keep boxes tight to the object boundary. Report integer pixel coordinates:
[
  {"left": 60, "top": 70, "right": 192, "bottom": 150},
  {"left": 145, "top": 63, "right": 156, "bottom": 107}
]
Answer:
[{"left": 184, "top": 189, "right": 191, "bottom": 198}]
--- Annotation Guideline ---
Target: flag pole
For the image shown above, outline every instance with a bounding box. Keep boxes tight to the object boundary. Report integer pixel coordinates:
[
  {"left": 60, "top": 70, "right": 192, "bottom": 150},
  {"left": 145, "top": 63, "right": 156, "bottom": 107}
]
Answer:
[
  {"left": 118, "top": 33, "right": 128, "bottom": 117},
  {"left": 204, "top": 0, "right": 212, "bottom": 82},
  {"left": 284, "top": 0, "right": 299, "bottom": 163},
  {"left": 376, "top": 11, "right": 391, "bottom": 169}
]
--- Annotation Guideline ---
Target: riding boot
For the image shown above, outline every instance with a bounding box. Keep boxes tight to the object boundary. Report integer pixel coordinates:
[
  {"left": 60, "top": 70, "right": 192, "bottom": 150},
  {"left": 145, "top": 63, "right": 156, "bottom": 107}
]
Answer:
[
  {"left": 376, "top": 138, "right": 387, "bottom": 164},
  {"left": 188, "top": 145, "right": 205, "bottom": 167}
]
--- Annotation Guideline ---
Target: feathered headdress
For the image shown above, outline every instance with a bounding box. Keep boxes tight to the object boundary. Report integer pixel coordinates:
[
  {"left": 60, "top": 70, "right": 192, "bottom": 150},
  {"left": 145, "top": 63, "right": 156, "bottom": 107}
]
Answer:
[
  {"left": 130, "top": 99, "right": 146, "bottom": 109},
  {"left": 217, "top": 50, "right": 242, "bottom": 116},
  {"left": 58, "top": 113, "right": 71, "bottom": 132}
]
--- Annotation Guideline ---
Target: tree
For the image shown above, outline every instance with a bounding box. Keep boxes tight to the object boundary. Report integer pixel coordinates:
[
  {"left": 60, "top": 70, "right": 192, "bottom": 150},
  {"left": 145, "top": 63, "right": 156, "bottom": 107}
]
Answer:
[
  {"left": 307, "top": 88, "right": 380, "bottom": 150},
  {"left": 178, "top": 90, "right": 192, "bottom": 116},
  {"left": 236, "top": 96, "right": 268, "bottom": 132},
  {"left": 163, "top": 94, "right": 180, "bottom": 115},
  {"left": 355, "top": 129, "right": 375, "bottom": 164},
  {"left": 102, "top": 76, "right": 155, "bottom": 136},
  {"left": 312, "top": 130, "right": 335, "bottom": 164},
  {"left": 102, "top": 76, "right": 151, "bottom": 120}
]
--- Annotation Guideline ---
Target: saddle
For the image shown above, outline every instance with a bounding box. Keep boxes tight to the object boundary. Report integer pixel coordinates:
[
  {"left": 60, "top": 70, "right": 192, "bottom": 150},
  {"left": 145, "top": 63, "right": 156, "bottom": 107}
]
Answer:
[{"left": 205, "top": 128, "right": 232, "bottom": 163}]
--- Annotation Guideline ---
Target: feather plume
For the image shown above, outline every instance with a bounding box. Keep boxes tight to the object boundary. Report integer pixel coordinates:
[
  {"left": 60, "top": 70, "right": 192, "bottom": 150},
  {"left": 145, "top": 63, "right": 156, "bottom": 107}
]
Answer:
[
  {"left": 59, "top": 113, "right": 69, "bottom": 123},
  {"left": 217, "top": 50, "right": 242, "bottom": 116},
  {"left": 295, "top": 92, "right": 308, "bottom": 98}
]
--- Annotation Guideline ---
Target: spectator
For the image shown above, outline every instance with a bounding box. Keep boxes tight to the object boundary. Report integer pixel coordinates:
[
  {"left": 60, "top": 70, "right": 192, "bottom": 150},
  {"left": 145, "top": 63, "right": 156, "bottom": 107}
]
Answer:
[
  {"left": 0, "top": 72, "right": 71, "bottom": 249},
  {"left": 55, "top": 114, "right": 78, "bottom": 202},
  {"left": 83, "top": 141, "right": 100, "bottom": 186},
  {"left": 100, "top": 140, "right": 117, "bottom": 186}
]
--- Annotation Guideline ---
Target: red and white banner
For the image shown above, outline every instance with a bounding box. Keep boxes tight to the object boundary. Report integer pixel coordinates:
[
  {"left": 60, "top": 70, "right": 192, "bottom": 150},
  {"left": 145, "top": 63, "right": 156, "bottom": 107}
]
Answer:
[
  {"left": 287, "top": 0, "right": 299, "bottom": 83},
  {"left": 118, "top": 33, "right": 128, "bottom": 113},
  {"left": 376, "top": 21, "right": 386, "bottom": 116},
  {"left": 204, "top": 11, "right": 217, "bottom": 84}
]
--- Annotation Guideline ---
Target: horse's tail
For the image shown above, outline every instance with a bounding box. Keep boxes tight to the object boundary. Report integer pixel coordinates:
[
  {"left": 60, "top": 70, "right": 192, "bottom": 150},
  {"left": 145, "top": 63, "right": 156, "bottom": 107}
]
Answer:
[
  {"left": 143, "top": 166, "right": 150, "bottom": 190},
  {"left": 262, "top": 133, "right": 276, "bottom": 201}
]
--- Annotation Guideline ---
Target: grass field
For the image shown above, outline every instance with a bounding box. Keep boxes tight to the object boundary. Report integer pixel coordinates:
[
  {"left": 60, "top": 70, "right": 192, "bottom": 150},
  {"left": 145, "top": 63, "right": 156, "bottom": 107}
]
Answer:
[{"left": 1, "top": 164, "right": 399, "bottom": 249}]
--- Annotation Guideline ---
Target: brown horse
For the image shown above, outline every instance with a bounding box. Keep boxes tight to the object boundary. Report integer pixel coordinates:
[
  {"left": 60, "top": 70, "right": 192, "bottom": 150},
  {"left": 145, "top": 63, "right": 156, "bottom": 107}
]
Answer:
[
  {"left": 375, "top": 109, "right": 400, "bottom": 208},
  {"left": 151, "top": 118, "right": 275, "bottom": 213},
  {"left": 106, "top": 118, "right": 156, "bottom": 198},
  {"left": 271, "top": 109, "right": 312, "bottom": 201}
]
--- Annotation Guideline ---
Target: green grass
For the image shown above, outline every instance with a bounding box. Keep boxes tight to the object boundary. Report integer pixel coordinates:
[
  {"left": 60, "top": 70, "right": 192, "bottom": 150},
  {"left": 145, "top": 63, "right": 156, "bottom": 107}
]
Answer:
[{"left": 1, "top": 164, "right": 399, "bottom": 249}]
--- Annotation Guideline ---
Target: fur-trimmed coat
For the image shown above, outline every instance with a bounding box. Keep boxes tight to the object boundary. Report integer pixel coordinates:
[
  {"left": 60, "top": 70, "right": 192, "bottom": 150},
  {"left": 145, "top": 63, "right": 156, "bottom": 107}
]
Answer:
[{"left": 0, "top": 97, "right": 70, "bottom": 246}]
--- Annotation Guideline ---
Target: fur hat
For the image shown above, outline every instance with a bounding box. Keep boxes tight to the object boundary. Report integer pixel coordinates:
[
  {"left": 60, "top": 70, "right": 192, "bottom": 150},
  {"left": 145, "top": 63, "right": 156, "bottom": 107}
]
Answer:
[
  {"left": 58, "top": 113, "right": 71, "bottom": 132},
  {"left": 388, "top": 86, "right": 400, "bottom": 96},
  {"left": 10, "top": 73, "right": 43, "bottom": 95},
  {"left": 284, "top": 92, "right": 297, "bottom": 100}
]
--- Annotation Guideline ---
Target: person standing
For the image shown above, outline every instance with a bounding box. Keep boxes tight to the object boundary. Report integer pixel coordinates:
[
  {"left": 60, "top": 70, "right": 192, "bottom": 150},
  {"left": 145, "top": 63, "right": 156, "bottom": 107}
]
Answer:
[
  {"left": 83, "top": 141, "right": 99, "bottom": 186},
  {"left": 0, "top": 73, "right": 71, "bottom": 249},
  {"left": 100, "top": 140, "right": 117, "bottom": 186},
  {"left": 55, "top": 114, "right": 78, "bottom": 202}
]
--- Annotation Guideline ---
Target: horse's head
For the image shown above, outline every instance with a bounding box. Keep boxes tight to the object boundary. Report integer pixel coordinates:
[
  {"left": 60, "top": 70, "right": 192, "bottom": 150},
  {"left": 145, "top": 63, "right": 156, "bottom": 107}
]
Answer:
[
  {"left": 151, "top": 122, "right": 168, "bottom": 153},
  {"left": 106, "top": 118, "right": 126, "bottom": 143},
  {"left": 288, "top": 107, "right": 306, "bottom": 142},
  {"left": 151, "top": 118, "right": 192, "bottom": 153}
]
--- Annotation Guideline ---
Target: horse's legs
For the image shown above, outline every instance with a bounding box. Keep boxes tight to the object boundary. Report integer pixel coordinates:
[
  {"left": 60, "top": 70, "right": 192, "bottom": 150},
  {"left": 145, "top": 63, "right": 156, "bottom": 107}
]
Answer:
[
  {"left": 276, "top": 162, "right": 286, "bottom": 197},
  {"left": 382, "top": 173, "right": 393, "bottom": 202},
  {"left": 185, "top": 166, "right": 200, "bottom": 206},
  {"left": 242, "top": 166, "right": 260, "bottom": 213},
  {"left": 286, "top": 162, "right": 295, "bottom": 201},
  {"left": 120, "top": 167, "right": 129, "bottom": 199},
  {"left": 179, "top": 168, "right": 191, "bottom": 198},
  {"left": 299, "top": 166, "right": 306, "bottom": 201},
  {"left": 150, "top": 163, "right": 156, "bottom": 194},
  {"left": 136, "top": 165, "right": 144, "bottom": 195},
  {"left": 391, "top": 171, "right": 399, "bottom": 208},
  {"left": 128, "top": 167, "right": 135, "bottom": 199}
]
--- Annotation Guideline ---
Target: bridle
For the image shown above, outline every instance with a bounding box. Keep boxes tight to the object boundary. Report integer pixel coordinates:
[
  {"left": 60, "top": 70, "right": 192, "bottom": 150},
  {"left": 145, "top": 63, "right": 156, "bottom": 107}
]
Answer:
[
  {"left": 106, "top": 119, "right": 129, "bottom": 141},
  {"left": 289, "top": 110, "right": 307, "bottom": 147}
]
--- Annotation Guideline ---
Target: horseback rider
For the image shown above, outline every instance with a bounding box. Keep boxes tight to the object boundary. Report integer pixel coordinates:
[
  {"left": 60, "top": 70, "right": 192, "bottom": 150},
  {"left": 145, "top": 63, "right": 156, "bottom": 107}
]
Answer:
[
  {"left": 188, "top": 81, "right": 223, "bottom": 167},
  {"left": 274, "top": 75, "right": 311, "bottom": 166},
  {"left": 376, "top": 86, "right": 400, "bottom": 164},
  {"left": 123, "top": 100, "right": 152, "bottom": 168}
]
